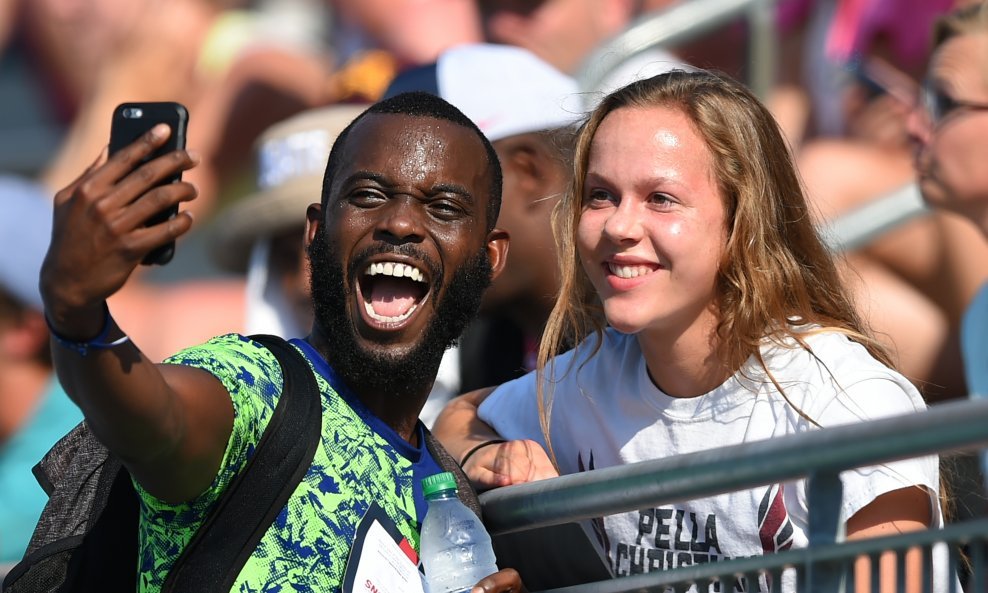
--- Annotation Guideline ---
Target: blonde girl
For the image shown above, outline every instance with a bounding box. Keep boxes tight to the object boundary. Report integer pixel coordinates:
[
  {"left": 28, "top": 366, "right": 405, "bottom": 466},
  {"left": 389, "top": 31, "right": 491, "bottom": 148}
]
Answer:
[{"left": 434, "top": 69, "right": 949, "bottom": 592}]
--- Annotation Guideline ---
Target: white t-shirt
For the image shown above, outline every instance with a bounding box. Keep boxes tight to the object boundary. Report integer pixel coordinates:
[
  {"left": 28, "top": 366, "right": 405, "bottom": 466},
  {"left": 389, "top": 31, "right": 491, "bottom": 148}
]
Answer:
[{"left": 479, "top": 328, "right": 948, "bottom": 592}]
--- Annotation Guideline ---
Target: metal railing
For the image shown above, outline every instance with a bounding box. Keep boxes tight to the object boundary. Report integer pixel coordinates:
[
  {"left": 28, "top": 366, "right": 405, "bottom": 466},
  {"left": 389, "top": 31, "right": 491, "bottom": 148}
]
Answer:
[
  {"left": 576, "top": 0, "right": 778, "bottom": 99},
  {"left": 478, "top": 398, "right": 988, "bottom": 592},
  {"left": 820, "top": 183, "right": 930, "bottom": 253}
]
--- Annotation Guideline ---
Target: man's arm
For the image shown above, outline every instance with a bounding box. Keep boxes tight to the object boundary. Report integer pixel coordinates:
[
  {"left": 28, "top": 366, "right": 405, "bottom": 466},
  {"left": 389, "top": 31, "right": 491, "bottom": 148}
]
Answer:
[
  {"left": 432, "top": 388, "right": 500, "bottom": 463},
  {"left": 432, "top": 388, "right": 557, "bottom": 491},
  {"left": 40, "top": 124, "right": 234, "bottom": 503}
]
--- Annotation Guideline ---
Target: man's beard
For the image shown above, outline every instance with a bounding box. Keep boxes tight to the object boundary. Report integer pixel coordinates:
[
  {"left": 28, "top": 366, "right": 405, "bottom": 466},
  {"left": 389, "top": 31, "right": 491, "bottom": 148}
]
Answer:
[{"left": 307, "top": 225, "right": 492, "bottom": 399}]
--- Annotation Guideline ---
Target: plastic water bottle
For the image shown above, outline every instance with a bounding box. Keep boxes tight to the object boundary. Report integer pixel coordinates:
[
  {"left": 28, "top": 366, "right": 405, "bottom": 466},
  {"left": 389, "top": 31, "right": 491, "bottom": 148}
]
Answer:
[{"left": 420, "top": 472, "right": 498, "bottom": 593}]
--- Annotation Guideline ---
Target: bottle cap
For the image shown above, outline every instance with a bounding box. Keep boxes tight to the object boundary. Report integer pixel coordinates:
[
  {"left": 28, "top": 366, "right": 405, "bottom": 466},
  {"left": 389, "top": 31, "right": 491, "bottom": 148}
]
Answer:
[{"left": 422, "top": 472, "right": 458, "bottom": 497}]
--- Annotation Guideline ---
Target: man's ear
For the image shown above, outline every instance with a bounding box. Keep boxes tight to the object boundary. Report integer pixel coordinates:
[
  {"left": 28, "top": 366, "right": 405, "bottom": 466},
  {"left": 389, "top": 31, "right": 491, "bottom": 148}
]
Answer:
[
  {"left": 506, "top": 137, "right": 565, "bottom": 209},
  {"left": 507, "top": 143, "right": 542, "bottom": 198},
  {"left": 304, "top": 203, "right": 323, "bottom": 251},
  {"left": 485, "top": 228, "right": 510, "bottom": 283}
]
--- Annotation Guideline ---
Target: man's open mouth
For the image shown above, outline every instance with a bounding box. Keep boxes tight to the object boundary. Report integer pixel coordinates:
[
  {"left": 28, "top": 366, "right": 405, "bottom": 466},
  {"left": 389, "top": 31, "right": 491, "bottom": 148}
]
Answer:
[{"left": 358, "top": 260, "right": 430, "bottom": 325}]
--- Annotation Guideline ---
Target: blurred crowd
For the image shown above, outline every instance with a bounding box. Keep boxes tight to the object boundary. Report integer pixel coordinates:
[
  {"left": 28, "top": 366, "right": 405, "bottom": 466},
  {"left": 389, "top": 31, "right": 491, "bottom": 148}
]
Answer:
[{"left": 1, "top": 0, "right": 987, "bottom": 574}]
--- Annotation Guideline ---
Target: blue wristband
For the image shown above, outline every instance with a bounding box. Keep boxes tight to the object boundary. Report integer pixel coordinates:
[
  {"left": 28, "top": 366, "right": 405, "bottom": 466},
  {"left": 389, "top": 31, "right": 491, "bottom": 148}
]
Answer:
[{"left": 45, "top": 304, "right": 130, "bottom": 357}]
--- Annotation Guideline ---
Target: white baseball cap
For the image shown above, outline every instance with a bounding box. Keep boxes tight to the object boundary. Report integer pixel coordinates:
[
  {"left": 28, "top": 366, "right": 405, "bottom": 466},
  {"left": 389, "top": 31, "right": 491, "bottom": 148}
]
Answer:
[{"left": 384, "top": 43, "right": 584, "bottom": 142}]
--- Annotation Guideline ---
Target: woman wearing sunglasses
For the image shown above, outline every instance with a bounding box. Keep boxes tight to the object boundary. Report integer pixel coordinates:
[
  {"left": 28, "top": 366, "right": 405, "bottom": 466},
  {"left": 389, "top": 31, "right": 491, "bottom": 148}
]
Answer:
[{"left": 909, "top": 0, "right": 988, "bottom": 398}]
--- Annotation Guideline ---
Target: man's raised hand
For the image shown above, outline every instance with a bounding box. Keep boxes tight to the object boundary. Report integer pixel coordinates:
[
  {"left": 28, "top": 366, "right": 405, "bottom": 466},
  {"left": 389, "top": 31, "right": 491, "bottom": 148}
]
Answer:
[{"left": 41, "top": 124, "right": 199, "bottom": 338}]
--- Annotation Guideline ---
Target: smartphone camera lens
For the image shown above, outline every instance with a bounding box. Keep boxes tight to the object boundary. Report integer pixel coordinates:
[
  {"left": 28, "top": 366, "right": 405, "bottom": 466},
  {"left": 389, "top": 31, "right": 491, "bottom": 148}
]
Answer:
[{"left": 123, "top": 107, "right": 144, "bottom": 119}]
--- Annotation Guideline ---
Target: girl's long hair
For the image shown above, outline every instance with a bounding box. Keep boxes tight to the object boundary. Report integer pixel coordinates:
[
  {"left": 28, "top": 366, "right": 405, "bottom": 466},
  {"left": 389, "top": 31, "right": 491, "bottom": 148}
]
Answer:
[{"left": 536, "top": 70, "right": 892, "bottom": 461}]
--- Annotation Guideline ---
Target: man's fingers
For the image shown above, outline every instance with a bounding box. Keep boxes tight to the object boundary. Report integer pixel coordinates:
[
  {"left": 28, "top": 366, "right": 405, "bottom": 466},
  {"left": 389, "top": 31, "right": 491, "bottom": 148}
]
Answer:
[
  {"left": 54, "top": 125, "right": 185, "bottom": 212},
  {"left": 82, "top": 146, "right": 110, "bottom": 180},
  {"left": 123, "top": 211, "right": 195, "bottom": 262},
  {"left": 472, "top": 568, "right": 525, "bottom": 593},
  {"left": 54, "top": 147, "right": 110, "bottom": 207},
  {"left": 91, "top": 123, "right": 174, "bottom": 187},
  {"left": 122, "top": 123, "right": 173, "bottom": 165},
  {"left": 103, "top": 148, "right": 199, "bottom": 211},
  {"left": 115, "top": 181, "right": 198, "bottom": 231}
]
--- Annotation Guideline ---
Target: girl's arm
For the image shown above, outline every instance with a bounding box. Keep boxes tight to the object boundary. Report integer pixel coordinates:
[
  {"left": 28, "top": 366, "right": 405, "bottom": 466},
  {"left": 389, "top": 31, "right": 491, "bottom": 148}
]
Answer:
[
  {"left": 433, "top": 388, "right": 558, "bottom": 491},
  {"left": 846, "top": 486, "right": 932, "bottom": 593}
]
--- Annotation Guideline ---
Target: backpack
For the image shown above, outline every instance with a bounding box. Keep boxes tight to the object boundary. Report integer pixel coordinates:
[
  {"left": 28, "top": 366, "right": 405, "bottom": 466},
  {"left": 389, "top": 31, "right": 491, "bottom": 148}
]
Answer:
[{"left": 2, "top": 335, "right": 478, "bottom": 593}]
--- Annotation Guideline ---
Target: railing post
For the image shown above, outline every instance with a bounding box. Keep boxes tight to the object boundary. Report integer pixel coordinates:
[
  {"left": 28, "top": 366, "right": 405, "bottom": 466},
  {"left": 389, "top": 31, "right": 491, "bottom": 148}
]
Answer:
[
  {"left": 575, "top": 0, "right": 774, "bottom": 96},
  {"left": 746, "top": 0, "right": 777, "bottom": 100},
  {"left": 974, "top": 392, "right": 988, "bottom": 494},
  {"left": 804, "top": 471, "right": 846, "bottom": 593}
]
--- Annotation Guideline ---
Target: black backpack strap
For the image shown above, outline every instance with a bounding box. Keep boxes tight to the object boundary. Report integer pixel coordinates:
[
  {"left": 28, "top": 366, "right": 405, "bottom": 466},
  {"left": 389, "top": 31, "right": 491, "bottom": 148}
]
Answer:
[
  {"left": 162, "top": 335, "right": 322, "bottom": 593},
  {"left": 3, "top": 442, "right": 139, "bottom": 593},
  {"left": 424, "top": 428, "right": 483, "bottom": 518}
]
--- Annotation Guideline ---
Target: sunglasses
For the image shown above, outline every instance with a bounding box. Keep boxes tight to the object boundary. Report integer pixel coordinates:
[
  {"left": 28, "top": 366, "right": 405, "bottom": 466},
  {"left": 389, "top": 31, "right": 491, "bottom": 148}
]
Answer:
[{"left": 922, "top": 80, "right": 988, "bottom": 126}]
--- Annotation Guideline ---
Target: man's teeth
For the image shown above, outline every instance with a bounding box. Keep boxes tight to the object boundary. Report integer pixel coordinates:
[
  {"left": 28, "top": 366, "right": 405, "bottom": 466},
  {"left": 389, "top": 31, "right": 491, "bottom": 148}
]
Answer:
[
  {"left": 365, "top": 262, "right": 425, "bottom": 282},
  {"left": 364, "top": 301, "right": 418, "bottom": 323},
  {"left": 609, "top": 263, "right": 652, "bottom": 279}
]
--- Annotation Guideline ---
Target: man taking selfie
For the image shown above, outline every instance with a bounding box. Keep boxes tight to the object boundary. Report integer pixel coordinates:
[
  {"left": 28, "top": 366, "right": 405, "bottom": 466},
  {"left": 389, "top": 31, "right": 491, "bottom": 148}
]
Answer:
[{"left": 36, "top": 92, "right": 520, "bottom": 593}]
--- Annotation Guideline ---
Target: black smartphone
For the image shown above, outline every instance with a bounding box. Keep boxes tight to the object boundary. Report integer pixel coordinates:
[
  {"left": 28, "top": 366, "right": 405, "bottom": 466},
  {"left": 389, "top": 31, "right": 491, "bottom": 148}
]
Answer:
[{"left": 109, "top": 101, "right": 189, "bottom": 266}]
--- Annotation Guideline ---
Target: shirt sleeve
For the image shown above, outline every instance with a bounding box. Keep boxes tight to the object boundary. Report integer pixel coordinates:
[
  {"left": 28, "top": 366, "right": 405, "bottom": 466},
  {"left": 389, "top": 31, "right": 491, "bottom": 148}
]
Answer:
[
  {"left": 814, "top": 371, "right": 940, "bottom": 525},
  {"left": 134, "top": 334, "right": 283, "bottom": 524},
  {"left": 477, "top": 370, "right": 547, "bottom": 447}
]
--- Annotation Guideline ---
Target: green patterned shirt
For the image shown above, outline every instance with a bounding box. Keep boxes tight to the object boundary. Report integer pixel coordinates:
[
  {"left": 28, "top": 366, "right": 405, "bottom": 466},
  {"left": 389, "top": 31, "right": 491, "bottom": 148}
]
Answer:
[{"left": 135, "top": 334, "right": 442, "bottom": 593}]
